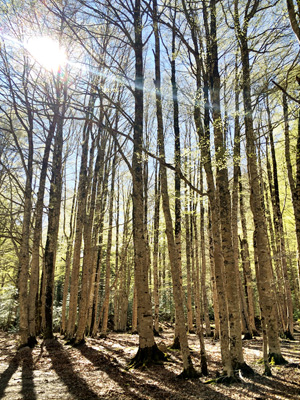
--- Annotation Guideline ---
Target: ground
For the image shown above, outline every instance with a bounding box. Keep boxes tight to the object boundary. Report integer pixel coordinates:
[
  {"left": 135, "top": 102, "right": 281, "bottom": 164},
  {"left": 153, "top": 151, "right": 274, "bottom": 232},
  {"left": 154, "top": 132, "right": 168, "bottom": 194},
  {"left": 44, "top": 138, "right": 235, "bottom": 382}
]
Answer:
[{"left": 0, "top": 326, "right": 299, "bottom": 400}]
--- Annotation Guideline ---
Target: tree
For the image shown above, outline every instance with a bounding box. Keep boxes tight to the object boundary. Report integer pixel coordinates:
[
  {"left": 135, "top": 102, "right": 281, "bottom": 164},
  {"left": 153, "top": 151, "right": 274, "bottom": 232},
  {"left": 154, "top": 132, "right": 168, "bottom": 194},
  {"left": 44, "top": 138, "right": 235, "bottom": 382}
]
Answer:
[{"left": 234, "top": 0, "right": 285, "bottom": 363}]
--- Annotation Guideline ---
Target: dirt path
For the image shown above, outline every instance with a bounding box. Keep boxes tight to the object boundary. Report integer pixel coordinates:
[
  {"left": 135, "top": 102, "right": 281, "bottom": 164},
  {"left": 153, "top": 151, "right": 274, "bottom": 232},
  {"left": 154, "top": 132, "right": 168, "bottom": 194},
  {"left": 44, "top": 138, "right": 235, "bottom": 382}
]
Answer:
[{"left": 0, "top": 327, "right": 299, "bottom": 399}]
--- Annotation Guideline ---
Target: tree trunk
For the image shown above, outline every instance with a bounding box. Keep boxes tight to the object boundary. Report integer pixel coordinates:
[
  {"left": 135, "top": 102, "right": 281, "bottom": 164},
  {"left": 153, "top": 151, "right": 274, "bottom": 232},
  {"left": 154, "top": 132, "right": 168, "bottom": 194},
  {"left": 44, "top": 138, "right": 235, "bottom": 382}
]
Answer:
[
  {"left": 129, "top": 0, "right": 164, "bottom": 368},
  {"left": 283, "top": 93, "right": 300, "bottom": 302},
  {"left": 44, "top": 95, "right": 65, "bottom": 339},
  {"left": 18, "top": 123, "right": 33, "bottom": 346},
  {"left": 66, "top": 99, "right": 92, "bottom": 340},
  {"left": 235, "top": 4, "right": 285, "bottom": 361},
  {"left": 199, "top": 165, "right": 211, "bottom": 337},
  {"left": 152, "top": 160, "right": 160, "bottom": 334},
  {"left": 100, "top": 148, "right": 117, "bottom": 337},
  {"left": 152, "top": 0, "right": 196, "bottom": 377},
  {"left": 29, "top": 119, "right": 56, "bottom": 343}
]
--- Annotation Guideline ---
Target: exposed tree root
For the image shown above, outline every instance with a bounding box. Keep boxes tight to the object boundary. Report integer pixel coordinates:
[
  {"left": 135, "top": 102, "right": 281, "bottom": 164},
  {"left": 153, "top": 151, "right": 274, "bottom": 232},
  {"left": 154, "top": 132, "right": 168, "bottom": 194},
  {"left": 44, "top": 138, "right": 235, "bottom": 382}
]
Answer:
[
  {"left": 269, "top": 353, "right": 288, "bottom": 365},
  {"left": 201, "top": 355, "right": 208, "bottom": 376},
  {"left": 169, "top": 335, "right": 181, "bottom": 350},
  {"left": 204, "top": 374, "right": 240, "bottom": 385},
  {"left": 177, "top": 365, "right": 201, "bottom": 379},
  {"left": 73, "top": 338, "right": 86, "bottom": 347},
  {"left": 127, "top": 344, "right": 167, "bottom": 369},
  {"left": 153, "top": 328, "right": 160, "bottom": 337},
  {"left": 65, "top": 337, "right": 76, "bottom": 346},
  {"left": 27, "top": 336, "right": 38, "bottom": 348},
  {"left": 242, "top": 332, "right": 253, "bottom": 340},
  {"left": 283, "top": 330, "right": 295, "bottom": 340},
  {"left": 236, "top": 362, "right": 255, "bottom": 377},
  {"left": 263, "top": 363, "right": 272, "bottom": 376}
]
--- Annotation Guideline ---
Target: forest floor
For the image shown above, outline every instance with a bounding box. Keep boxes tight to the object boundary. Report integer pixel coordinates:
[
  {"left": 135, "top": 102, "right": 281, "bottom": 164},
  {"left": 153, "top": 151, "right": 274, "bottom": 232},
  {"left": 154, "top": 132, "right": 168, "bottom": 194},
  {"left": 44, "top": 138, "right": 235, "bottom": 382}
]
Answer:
[{"left": 0, "top": 325, "right": 299, "bottom": 400}]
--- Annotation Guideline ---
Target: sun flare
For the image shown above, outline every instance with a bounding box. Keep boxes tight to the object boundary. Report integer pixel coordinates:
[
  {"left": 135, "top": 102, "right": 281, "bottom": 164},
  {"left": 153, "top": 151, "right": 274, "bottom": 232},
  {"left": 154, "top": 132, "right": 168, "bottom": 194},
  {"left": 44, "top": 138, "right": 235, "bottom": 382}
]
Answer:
[{"left": 26, "top": 37, "right": 66, "bottom": 72}]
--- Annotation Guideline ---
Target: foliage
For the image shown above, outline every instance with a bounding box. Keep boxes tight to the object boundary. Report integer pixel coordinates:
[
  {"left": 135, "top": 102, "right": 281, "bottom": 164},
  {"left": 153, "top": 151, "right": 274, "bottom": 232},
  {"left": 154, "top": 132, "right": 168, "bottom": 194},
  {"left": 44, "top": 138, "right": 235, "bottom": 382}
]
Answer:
[{"left": 0, "top": 284, "right": 18, "bottom": 330}]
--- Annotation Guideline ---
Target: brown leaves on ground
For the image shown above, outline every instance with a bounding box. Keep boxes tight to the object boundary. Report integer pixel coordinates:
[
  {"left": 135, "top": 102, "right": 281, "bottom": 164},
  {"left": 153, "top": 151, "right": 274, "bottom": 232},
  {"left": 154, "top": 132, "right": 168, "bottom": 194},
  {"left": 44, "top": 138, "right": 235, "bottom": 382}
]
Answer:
[{"left": 0, "top": 326, "right": 299, "bottom": 400}]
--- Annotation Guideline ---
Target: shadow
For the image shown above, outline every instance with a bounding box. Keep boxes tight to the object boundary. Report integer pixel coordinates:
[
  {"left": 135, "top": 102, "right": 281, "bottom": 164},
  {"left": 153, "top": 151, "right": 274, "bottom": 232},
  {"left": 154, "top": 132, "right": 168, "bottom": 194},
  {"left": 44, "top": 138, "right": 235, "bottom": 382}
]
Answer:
[
  {"left": 0, "top": 347, "right": 36, "bottom": 400},
  {"left": 0, "top": 353, "right": 19, "bottom": 399},
  {"left": 21, "top": 348, "right": 37, "bottom": 400},
  {"left": 247, "top": 374, "right": 300, "bottom": 399},
  {"left": 78, "top": 343, "right": 174, "bottom": 399},
  {"left": 45, "top": 339, "right": 101, "bottom": 400},
  {"left": 79, "top": 342, "right": 233, "bottom": 400}
]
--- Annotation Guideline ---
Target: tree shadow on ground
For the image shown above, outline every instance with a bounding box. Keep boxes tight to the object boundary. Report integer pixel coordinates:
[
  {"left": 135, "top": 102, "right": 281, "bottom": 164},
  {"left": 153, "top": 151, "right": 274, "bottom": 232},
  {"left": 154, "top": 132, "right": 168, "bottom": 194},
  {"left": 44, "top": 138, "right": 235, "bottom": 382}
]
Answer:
[
  {"left": 79, "top": 342, "right": 233, "bottom": 400},
  {"left": 0, "top": 353, "right": 19, "bottom": 399},
  {"left": 45, "top": 339, "right": 101, "bottom": 400},
  {"left": 79, "top": 343, "right": 170, "bottom": 399},
  {"left": 21, "top": 348, "right": 37, "bottom": 400},
  {"left": 246, "top": 373, "right": 300, "bottom": 399},
  {"left": 0, "top": 347, "right": 36, "bottom": 400}
]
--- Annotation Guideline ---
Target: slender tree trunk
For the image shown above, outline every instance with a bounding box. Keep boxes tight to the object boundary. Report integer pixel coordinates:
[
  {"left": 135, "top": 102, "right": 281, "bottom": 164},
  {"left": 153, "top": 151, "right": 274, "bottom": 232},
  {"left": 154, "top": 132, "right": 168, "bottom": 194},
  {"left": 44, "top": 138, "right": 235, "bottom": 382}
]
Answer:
[
  {"left": 100, "top": 149, "right": 117, "bottom": 336},
  {"left": 66, "top": 101, "right": 92, "bottom": 340},
  {"left": 44, "top": 95, "right": 65, "bottom": 339},
  {"left": 235, "top": 4, "right": 285, "bottom": 361},
  {"left": 129, "top": 0, "right": 163, "bottom": 367},
  {"left": 169, "top": 3, "right": 183, "bottom": 349},
  {"left": 61, "top": 155, "right": 77, "bottom": 335},
  {"left": 283, "top": 94, "right": 300, "bottom": 301},
  {"left": 153, "top": 0, "right": 196, "bottom": 376},
  {"left": 153, "top": 160, "right": 160, "bottom": 334},
  {"left": 239, "top": 173, "right": 257, "bottom": 335},
  {"left": 18, "top": 124, "right": 33, "bottom": 346},
  {"left": 185, "top": 183, "right": 194, "bottom": 333},
  {"left": 29, "top": 120, "right": 56, "bottom": 343},
  {"left": 199, "top": 165, "right": 211, "bottom": 337}
]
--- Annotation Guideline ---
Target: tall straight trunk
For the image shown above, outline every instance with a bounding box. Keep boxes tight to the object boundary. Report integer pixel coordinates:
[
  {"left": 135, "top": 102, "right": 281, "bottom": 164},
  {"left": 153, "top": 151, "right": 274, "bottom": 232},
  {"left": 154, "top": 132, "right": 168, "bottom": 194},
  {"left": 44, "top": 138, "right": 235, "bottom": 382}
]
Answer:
[
  {"left": 129, "top": 0, "right": 163, "bottom": 367},
  {"left": 235, "top": 2, "right": 284, "bottom": 362},
  {"left": 232, "top": 66, "right": 252, "bottom": 338},
  {"left": 153, "top": 160, "right": 160, "bottom": 334},
  {"left": 185, "top": 183, "right": 194, "bottom": 333},
  {"left": 100, "top": 149, "right": 117, "bottom": 336},
  {"left": 75, "top": 135, "right": 100, "bottom": 344},
  {"left": 66, "top": 93, "right": 94, "bottom": 339},
  {"left": 239, "top": 172, "right": 257, "bottom": 335},
  {"left": 266, "top": 92, "right": 293, "bottom": 332},
  {"left": 115, "top": 193, "right": 131, "bottom": 332},
  {"left": 131, "top": 284, "right": 138, "bottom": 334},
  {"left": 18, "top": 119, "right": 33, "bottom": 346},
  {"left": 258, "top": 142, "right": 285, "bottom": 332},
  {"left": 61, "top": 163, "right": 77, "bottom": 335},
  {"left": 199, "top": 165, "right": 211, "bottom": 337},
  {"left": 29, "top": 119, "right": 56, "bottom": 342},
  {"left": 265, "top": 137, "right": 288, "bottom": 332},
  {"left": 182, "top": 0, "right": 232, "bottom": 375},
  {"left": 283, "top": 94, "right": 300, "bottom": 297},
  {"left": 208, "top": 207, "right": 220, "bottom": 339},
  {"left": 210, "top": 0, "right": 244, "bottom": 370},
  {"left": 44, "top": 97, "right": 65, "bottom": 339},
  {"left": 171, "top": 3, "right": 183, "bottom": 349},
  {"left": 153, "top": 0, "right": 196, "bottom": 376},
  {"left": 253, "top": 236, "right": 271, "bottom": 376},
  {"left": 192, "top": 191, "right": 208, "bottom": 375},
  {"left": 89, "top": 134, "right": 110, "bottom": 336}
]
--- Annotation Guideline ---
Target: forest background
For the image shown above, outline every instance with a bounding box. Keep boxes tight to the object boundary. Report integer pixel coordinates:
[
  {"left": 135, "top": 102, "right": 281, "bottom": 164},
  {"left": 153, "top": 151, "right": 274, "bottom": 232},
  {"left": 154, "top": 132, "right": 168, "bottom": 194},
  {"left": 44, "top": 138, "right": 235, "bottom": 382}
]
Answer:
[{"left": 0, "top": 0, "right": 300, "bottom": 380}]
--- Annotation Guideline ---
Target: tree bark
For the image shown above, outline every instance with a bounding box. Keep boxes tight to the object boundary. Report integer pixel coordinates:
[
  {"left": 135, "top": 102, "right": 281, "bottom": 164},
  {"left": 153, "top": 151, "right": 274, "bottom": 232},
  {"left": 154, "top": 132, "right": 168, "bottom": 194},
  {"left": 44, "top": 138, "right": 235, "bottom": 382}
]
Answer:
[{"left": 235, "top": 1, "right": 284, "bottom": 362}]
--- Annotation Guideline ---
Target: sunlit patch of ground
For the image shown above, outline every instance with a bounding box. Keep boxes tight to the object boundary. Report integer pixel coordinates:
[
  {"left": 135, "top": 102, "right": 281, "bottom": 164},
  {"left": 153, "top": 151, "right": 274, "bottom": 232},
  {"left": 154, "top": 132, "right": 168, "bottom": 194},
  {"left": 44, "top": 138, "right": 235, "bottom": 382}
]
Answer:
[{"left": 0, "top": 326, "right": 299, "bottom": 399}]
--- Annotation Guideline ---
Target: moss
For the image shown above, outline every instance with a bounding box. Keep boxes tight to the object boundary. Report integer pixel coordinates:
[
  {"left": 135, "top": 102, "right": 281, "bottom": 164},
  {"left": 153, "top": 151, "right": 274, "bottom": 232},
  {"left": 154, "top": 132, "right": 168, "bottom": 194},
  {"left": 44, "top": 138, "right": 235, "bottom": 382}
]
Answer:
[{"left": 268, "top": 353, "right": 288, "bottom": 365}]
